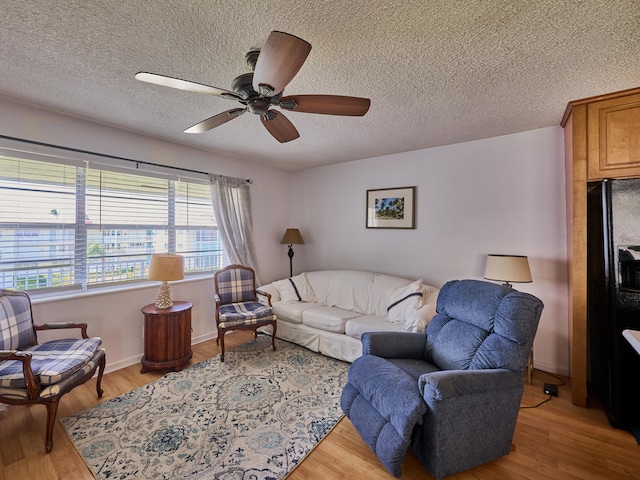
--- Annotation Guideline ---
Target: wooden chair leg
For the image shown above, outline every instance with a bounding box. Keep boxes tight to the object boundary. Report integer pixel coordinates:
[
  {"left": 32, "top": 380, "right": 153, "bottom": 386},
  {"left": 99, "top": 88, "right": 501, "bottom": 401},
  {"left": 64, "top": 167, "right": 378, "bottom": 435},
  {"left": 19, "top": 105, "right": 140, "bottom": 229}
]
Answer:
[
  {"left": 219, "top": 329, "right": 226, "bottom": 362},
  {"left": 96, "top": 354, "right": 106, "bottom": 398},
  {"left": 271, "top": 321, "right": 277, "bottom": 351},
  {"left": 44, "top": 396, "right": 61, "bottom": 453}
]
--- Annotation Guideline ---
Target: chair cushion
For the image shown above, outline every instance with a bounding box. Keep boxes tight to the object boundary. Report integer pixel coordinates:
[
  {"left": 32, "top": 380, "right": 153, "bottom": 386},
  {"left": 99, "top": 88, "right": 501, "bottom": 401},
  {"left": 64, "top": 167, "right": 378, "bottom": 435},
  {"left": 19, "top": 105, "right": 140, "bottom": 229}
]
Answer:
[
  {"left": 0, "top": 348, "right": 106, "bottom": 400},
  {"left": 0, "top": 337, "right": 102, "bottom": 387},
  {"left": 218, "top": 302, "right": 276, "bottom": 329},
  {"left": 216, "top": 268, "right": 257, "bottom": 304},
  {"left": 0, "top": 293, "right": 36, "bottom": 350}
]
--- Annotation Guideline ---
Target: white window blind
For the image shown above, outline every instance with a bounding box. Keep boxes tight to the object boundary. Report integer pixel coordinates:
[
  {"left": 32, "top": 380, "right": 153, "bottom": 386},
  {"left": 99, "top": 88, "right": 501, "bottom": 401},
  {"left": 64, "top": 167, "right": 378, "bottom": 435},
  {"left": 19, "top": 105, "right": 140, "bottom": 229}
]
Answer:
[{"left": 0, "top": 149, "right": 223, "bottom": 292}]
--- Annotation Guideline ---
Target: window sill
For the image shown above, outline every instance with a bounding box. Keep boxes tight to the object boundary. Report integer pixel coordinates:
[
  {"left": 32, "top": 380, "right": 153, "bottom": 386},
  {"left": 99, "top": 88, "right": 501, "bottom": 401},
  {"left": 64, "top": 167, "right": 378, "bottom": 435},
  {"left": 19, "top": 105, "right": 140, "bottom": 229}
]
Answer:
[{"left": 29, "top": 274, "right": 214, "bottom": 305}]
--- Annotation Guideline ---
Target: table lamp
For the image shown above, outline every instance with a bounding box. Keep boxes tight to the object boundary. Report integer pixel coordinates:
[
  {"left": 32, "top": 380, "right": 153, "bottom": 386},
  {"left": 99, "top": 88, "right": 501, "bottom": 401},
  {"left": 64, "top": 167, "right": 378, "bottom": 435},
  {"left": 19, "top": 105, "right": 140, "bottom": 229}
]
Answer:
[
  {"left": 148, "top": 253, "right": 184, "bottom": 309},
  {"left": 280, "top": 228, "right": 304, "bottom": 277},
  {"left": 483, "top": 254, "right": 532, "bottom": 288}
]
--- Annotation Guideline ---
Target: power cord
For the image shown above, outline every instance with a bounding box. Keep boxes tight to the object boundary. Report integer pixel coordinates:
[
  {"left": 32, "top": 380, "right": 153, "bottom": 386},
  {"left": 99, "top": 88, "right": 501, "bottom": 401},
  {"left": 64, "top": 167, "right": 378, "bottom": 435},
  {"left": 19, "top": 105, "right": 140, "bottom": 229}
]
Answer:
[{"left": 521, "top": 394, "right": 552, "bottom": 409}]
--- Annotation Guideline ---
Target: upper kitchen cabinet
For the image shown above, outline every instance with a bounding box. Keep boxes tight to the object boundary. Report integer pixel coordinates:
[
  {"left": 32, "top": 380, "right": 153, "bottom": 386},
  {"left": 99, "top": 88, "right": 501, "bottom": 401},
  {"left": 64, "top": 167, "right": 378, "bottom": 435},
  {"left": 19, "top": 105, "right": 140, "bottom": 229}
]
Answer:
[{"left": 586, "top": 91, "right": 640, "bottom": 180}]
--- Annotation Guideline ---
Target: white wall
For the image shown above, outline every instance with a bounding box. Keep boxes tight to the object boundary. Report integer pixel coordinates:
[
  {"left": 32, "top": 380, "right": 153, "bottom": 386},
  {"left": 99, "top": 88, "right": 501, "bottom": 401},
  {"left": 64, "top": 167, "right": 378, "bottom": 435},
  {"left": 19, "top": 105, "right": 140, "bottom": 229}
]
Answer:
[
  {"left": 290, "top": 126, "right": 569, "bottom": 375},
  {"left": 0, "top": 97, "right": 292, "bottom": 373},
  {"left": 1, "top": 96, "right": 570, "bottom": 375}
]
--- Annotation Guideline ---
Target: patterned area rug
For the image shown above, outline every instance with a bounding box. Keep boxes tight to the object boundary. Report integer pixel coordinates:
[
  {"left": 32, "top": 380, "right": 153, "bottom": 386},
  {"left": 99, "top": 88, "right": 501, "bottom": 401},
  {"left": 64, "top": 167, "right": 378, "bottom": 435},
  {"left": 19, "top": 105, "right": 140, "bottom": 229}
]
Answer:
[{"left": 62, "top": 336, "right": 349, "bottom": 479}]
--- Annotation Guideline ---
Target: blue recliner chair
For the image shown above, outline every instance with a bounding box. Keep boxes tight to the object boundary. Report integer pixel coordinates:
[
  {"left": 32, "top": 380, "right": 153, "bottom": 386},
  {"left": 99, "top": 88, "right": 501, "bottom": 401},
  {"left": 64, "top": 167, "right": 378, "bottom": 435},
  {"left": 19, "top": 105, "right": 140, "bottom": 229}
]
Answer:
[{"left": 341, "top": 279, "right": 544, "bottom": 479}]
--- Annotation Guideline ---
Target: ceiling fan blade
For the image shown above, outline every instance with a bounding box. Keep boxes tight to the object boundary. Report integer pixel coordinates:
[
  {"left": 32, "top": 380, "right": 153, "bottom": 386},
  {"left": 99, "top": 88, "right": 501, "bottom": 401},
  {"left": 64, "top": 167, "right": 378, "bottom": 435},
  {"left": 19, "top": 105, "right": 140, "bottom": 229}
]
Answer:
[
  {"left": 135, "top": 72, "right": 242, "bottom": 100},
  {"left": 252, "top": 31, "right": 312, "bottom": 97},
  {"left": 261, "top": 111, "right": 300, "bottom": 143},
  {"left": 184, "top": 108, "right": 246, "bottom": 134},
  {"left": 279, "top": 95, "right": 371, "bottom": 116}
]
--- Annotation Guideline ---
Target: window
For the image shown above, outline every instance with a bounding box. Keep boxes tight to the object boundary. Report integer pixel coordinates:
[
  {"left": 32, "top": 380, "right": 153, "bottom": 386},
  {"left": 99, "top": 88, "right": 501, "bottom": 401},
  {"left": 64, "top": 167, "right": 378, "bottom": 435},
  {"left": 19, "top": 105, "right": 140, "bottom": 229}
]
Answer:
[{"left": 0, "top": 147, "right": 224, "bottom": 292}]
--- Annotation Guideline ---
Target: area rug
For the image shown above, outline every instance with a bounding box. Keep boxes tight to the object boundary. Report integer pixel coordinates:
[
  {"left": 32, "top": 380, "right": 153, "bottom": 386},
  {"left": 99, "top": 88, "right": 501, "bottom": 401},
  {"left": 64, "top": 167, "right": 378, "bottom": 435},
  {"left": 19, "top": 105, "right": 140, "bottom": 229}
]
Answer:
[{"left": 62, "top": 336, "right": 349, "bottom": 479}]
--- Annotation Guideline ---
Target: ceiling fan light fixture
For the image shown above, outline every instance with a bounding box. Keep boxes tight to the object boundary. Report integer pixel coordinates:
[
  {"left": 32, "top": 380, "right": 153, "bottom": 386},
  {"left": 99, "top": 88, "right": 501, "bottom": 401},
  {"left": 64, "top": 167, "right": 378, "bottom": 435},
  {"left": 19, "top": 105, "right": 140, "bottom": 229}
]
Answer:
[{"left": 247, "top": 98, "right": 271, "bottom": 116}]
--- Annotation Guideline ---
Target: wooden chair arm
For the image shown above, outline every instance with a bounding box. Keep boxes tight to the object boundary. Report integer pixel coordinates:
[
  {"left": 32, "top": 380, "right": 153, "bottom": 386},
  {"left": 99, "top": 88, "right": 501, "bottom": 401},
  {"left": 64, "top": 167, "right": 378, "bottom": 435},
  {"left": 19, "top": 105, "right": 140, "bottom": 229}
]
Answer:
[
  {"left": 0, "top": 350, "right": 41, "bottom": 399},
  {"left": 35, "top": 322, "right": 89, "bottom": 339},
  {"left": 256, "top": 289, "right": 273, "bottom": 307}
]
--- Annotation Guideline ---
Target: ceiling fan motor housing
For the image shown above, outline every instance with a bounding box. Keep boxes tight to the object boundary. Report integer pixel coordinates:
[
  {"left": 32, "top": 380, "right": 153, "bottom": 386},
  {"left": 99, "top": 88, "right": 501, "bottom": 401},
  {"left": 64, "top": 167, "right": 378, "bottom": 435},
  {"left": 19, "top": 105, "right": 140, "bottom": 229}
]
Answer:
[{"left": 231, "top": 71, "right": 281, "bottom": 117}]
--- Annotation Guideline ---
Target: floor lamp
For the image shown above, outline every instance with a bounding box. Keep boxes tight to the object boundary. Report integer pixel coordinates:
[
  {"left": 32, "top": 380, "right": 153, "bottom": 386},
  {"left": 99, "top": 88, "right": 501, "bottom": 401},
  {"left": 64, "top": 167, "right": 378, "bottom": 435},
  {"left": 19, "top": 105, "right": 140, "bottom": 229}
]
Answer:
[{"left": 280, "top": 228, "right": 304, "bottom": 277}]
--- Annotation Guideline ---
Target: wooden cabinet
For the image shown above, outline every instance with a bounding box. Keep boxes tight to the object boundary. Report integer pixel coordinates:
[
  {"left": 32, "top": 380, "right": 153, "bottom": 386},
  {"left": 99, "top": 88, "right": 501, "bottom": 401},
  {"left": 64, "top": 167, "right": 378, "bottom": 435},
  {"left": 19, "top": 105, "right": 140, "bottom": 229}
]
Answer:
[
  {"left": 141, "top": 301, "right": 193, "bottom": 373},
  {"left": 586, "top": 92, "right": 640, "bottom": 180},
  {"left": 562, "top": 86, "right": 640, "bottom": 407}
]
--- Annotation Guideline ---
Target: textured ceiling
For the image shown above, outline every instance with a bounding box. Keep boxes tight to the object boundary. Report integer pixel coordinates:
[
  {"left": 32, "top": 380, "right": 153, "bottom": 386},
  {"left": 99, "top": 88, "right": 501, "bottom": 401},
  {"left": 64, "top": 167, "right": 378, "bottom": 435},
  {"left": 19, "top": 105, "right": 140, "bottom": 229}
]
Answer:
[{"left": 1, "top": 0, "right": 639, "bottom": 171}]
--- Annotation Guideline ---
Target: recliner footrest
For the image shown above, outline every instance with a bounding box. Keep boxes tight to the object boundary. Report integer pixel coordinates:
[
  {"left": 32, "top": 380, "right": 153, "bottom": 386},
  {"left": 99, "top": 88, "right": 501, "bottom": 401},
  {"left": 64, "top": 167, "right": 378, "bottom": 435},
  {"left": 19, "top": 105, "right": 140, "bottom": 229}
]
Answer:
[{"left": 341, "top": 355, "right": 427, "bottom": 477}]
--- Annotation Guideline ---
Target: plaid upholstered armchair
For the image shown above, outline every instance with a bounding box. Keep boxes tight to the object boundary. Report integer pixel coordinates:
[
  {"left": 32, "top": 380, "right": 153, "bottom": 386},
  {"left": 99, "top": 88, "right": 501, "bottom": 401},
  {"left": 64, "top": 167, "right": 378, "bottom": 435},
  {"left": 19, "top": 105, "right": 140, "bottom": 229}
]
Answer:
[
  {"left": 0, "top": 289, "right": 106, "bottom": 453},
  {"left": 213, "top": 264, "right": 277, "bottom": 361}
]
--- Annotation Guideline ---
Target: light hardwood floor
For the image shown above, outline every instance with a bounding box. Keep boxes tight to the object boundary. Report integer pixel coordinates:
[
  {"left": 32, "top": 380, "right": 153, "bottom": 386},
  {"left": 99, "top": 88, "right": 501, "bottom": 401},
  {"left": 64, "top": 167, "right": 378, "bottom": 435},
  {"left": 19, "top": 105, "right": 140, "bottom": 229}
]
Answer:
[{"left": 1, "top": 331, "right": 639, "bottom": 480}]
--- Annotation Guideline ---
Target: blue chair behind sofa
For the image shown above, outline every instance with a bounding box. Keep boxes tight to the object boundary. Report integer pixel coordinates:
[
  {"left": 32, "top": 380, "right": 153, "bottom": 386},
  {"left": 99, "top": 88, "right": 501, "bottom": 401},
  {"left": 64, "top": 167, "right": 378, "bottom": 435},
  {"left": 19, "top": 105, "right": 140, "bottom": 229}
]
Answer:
[{"left": 341, "top": 279, "right": 544, "bottom": 479}]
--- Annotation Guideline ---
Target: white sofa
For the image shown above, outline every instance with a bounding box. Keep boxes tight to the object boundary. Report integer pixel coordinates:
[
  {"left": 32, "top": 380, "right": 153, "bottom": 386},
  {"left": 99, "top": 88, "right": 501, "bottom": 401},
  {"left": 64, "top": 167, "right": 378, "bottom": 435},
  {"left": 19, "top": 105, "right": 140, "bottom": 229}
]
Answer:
[{"left": 259, "top": 270, "right": 439, "bottom": 363}]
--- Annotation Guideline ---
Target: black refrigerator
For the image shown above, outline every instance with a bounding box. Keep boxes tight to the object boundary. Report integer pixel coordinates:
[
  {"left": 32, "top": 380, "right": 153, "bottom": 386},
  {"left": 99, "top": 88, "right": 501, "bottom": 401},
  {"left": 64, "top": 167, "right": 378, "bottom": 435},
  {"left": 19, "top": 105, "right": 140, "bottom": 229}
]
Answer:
[{"left": 587, "top": 178, "right": 640, "bottom": 429}]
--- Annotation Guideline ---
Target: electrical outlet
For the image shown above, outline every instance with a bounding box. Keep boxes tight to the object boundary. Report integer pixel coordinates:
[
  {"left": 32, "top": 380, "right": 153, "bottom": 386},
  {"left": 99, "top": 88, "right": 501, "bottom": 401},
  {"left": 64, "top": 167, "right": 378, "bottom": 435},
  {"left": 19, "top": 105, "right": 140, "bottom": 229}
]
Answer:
[{"left": 543, "top": 383, "right": 558, "bottom": 396}]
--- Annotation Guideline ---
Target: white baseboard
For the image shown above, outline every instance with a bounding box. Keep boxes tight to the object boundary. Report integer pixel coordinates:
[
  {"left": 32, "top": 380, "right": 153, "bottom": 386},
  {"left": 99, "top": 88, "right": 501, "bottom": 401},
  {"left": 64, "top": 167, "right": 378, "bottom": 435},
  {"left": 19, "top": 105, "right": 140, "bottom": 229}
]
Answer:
[
  {"left": 533, "top": 359, "right": 569, "bottom": 378},
  {"left": 192, "top": 331, "right": 218, "bottom": 345},
  {"left": 103, "top": 332, "right": 219, "bottom": 375},
  {"left": 104, "top": 354, "right": 143, "bottom": 375}
]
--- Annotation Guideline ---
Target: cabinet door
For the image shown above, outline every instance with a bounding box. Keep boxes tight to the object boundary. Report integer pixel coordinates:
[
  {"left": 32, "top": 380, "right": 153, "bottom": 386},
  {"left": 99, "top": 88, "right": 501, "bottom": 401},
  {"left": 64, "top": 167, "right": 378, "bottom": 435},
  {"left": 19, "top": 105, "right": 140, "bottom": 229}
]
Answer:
[{"left": 587, "top": 93, "right": 640, "bottom": 180}]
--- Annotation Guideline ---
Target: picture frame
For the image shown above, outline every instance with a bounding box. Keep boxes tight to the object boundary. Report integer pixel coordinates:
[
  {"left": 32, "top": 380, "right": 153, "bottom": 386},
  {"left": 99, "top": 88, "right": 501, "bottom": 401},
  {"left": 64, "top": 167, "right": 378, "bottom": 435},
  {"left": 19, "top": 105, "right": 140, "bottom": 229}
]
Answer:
[{"left": 366, "top": 186, "right": 416, "bottom": 229}]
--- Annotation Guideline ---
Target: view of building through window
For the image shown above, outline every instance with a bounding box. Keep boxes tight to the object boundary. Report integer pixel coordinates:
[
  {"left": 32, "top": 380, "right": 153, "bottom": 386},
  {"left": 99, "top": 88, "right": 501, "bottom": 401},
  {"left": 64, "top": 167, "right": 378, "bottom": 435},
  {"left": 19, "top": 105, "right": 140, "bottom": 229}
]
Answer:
[{"left": 0, "top": 152, "right": 225, "bottom": 292}]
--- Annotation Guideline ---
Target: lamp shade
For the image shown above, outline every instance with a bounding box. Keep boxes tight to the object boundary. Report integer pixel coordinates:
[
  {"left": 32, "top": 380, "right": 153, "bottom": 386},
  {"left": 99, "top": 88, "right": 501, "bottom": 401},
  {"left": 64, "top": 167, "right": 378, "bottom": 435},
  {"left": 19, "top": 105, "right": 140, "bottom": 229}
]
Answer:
[
  {"left": 280, "top": 228, "right": 304, "bottom": 245},
  {"left": 148, "top": 254, "right": 185, "bottom": 281},
  {"left": 484, "top": 254, "right": 532, "bottom": 284}
]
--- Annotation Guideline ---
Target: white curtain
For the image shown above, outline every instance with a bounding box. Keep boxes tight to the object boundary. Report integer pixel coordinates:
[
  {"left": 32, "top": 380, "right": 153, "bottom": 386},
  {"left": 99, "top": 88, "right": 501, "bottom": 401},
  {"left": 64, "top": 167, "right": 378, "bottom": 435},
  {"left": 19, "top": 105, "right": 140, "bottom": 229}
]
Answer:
[{"left": 209, "top": 174, "right": 262, "bottom": 284}]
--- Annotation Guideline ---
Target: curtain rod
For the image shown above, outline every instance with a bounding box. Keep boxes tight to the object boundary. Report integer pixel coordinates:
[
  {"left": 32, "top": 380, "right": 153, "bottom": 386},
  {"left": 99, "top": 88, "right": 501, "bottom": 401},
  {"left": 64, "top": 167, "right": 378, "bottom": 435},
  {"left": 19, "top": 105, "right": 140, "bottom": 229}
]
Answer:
[{"left": 0, "top": 134, "right": 253, "bottom": 183}]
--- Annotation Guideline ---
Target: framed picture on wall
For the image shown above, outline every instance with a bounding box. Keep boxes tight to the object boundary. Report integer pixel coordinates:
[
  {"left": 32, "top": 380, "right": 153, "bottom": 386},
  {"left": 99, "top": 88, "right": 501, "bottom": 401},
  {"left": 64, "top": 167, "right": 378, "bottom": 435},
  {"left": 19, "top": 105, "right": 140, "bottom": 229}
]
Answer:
[{"left": 366, "top": 186, "right": 416, "bottom": 229}]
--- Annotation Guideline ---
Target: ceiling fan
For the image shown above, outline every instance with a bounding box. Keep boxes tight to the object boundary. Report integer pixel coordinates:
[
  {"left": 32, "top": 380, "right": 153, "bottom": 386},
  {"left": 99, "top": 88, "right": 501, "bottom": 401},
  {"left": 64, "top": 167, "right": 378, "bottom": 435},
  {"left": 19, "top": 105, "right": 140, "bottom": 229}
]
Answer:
[{"left": 135, "top": 31, "right": 371, "bottom": 143}]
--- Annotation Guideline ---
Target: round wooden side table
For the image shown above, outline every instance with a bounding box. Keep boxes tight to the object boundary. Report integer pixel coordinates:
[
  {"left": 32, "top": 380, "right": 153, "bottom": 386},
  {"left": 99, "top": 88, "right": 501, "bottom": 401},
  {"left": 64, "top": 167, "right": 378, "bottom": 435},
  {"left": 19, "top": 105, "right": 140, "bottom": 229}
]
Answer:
[{"left": 140, "top": 301, "right": 193, "bottom": 373}]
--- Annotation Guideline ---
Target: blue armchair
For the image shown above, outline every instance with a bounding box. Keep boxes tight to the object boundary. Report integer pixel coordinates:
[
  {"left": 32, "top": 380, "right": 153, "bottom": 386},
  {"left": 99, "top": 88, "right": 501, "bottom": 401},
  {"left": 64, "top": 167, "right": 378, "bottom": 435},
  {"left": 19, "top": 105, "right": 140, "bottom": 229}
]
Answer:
[{"left": 341, "top": 279, "right": 544, "bottom": 479}]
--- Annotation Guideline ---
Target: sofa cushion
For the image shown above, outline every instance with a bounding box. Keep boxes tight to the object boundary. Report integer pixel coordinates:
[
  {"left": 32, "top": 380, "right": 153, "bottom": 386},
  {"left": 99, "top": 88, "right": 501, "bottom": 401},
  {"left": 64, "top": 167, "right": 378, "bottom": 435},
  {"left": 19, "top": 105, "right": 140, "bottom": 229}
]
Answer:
[
  {"left": 367, "top": 273, "right": 421, "bottom": 316},
  {"left": 345, "top": 315, "right": 404, "bottom": 339},
  {"left": 273, "top": 301, "right": 323, "bottom": 324},
  {"left": 273, "top": 273, "right": 317, "bottom": 302},
  {"left": 306, "top": 270, "right": 374, "bottom": 314},
  {"left": 386, "top": 279, "right": 424, "bottom": 323},
  {"left": 302, "top": 306, "right": 361, "bottom": 333}
]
